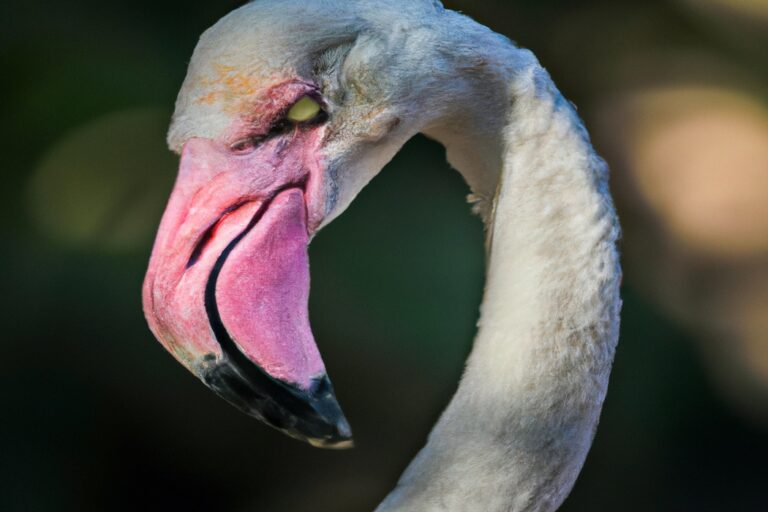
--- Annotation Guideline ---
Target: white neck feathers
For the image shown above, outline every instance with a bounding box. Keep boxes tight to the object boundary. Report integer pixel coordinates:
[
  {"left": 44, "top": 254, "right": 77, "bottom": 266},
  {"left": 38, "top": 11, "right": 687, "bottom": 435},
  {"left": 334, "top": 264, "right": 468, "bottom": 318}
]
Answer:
[{"left": 377, "top": 50, "right": 621, "bottom": 512}]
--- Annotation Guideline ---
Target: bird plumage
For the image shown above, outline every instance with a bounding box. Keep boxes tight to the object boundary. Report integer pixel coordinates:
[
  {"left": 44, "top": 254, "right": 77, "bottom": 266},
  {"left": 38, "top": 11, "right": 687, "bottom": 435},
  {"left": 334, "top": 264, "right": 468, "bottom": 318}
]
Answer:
[{"left": 150, "top": 1, "right": 622, "bottom": 510}]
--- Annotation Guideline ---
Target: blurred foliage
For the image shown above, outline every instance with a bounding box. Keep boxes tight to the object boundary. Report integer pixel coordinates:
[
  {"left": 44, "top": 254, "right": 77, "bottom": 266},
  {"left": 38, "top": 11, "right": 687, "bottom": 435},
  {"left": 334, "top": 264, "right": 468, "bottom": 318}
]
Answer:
[
  {"left": 28, "top": 109, "right": 176, "bottom": 250},
  {"left": 2, "top": 0, "right": 768, "bottom": 511}
]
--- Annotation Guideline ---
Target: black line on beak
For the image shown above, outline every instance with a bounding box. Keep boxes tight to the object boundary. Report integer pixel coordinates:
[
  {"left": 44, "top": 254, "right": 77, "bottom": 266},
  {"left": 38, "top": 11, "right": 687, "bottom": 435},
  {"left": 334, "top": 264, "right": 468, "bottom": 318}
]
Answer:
[{"left": 201, "top": 181, "right": 352, "bottom": 448}]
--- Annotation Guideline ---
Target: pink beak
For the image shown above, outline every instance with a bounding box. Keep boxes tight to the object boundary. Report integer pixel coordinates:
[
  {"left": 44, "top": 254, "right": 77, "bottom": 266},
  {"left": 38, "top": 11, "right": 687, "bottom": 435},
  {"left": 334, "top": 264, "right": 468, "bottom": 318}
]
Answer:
[{"left": 142, "top": 129, "right": 352, "bottom": 448}]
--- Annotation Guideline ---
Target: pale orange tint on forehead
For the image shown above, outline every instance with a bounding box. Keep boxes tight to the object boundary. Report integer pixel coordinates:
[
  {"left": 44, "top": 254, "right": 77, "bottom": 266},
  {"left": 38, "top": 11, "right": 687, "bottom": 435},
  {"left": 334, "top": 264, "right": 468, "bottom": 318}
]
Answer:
[
  {"left": 193, "top": 72, "right": 319, "bottom": 145},
  {"left": 194, "top": 63, "right": 301, "bottom": 116},
  {"left": 196, "top": 64, "right": 264, "bottom": 105}
]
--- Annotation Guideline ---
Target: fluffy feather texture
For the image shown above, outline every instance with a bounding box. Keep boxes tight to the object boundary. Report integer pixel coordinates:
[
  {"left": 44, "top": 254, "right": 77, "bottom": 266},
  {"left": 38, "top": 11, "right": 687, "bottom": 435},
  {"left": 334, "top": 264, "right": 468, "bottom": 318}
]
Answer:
[
  {"left": 380, "top": 61, "right": 621, "bottom": 512},
  {"left": 169, "top": 1, "right": 621, "bottom": 510}
]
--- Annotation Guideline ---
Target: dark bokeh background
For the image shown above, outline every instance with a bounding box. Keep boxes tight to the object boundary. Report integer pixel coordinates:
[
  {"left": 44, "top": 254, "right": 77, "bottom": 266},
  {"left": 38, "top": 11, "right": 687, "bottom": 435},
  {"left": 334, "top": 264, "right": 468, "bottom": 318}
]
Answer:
[{"left": 3, "top": 1, "right": 768, "bottom": 510}]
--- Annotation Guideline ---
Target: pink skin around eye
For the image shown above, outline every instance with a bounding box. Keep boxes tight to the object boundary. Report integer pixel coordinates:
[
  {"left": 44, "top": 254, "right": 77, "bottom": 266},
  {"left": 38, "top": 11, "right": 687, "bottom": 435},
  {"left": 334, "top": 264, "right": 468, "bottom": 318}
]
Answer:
[{"left": 142, "top": 80, "right": 330, "bottom": 389}]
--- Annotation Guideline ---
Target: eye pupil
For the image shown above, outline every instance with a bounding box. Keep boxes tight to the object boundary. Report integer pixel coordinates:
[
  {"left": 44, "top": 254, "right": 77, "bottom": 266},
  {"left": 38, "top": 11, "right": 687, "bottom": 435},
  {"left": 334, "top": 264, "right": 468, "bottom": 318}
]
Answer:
[
  {"left": 287, "top": 96, "right": 323, "bottom": 122},
  {"left": 229, "top": 96, "right": 326, "bottom": 154}
]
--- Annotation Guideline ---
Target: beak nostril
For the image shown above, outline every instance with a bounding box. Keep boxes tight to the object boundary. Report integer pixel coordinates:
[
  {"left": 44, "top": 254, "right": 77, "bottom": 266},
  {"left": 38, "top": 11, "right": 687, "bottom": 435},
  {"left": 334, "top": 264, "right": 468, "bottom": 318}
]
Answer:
[
  {"left": 187, "top": 224, "right": 217, "bottom": 269},
  {"left": 186, "top": 200, "right": 254, "bottom": 269},
  {"left": 229, "top": 135, "right": 264, "bottom": 154},
  {"left": 187, "top": 177, "right": 310, "bottom": 271}
]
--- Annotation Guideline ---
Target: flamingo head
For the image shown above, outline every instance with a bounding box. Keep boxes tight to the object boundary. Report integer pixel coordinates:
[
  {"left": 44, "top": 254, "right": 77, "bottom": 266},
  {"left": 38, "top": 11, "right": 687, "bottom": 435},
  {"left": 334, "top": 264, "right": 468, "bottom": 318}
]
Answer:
[{"left": 142, "top": 0, "right": 457, "bottom": 447}]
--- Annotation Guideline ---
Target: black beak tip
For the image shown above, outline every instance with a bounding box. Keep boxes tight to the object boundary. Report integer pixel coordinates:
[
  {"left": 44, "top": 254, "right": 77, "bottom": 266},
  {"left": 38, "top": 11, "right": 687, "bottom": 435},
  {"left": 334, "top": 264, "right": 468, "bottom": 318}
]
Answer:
[{"left": 201, "top": 358, "right": 354, "bottom": 449}]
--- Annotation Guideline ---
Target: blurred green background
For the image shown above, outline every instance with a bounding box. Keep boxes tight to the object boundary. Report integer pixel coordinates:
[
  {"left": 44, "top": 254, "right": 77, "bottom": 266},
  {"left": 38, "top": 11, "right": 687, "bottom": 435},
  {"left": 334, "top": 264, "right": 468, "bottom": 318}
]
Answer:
[{"left": 2, "top": 0, "right": 768, "bottom": 510}]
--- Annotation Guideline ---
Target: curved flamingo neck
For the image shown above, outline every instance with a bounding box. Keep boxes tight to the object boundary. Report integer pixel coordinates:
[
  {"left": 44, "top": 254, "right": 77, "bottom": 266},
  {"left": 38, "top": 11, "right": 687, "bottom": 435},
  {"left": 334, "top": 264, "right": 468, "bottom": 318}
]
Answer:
[{"left": 377, "top": 44, "right": 622, "bottom": 512}]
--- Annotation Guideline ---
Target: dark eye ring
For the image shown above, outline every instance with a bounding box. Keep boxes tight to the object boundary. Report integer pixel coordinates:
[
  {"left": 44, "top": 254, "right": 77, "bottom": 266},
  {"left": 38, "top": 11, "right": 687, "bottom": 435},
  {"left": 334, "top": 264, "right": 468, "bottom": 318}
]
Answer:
[{"left": 229, "top": 97, "right": 328, "bottom": 154}]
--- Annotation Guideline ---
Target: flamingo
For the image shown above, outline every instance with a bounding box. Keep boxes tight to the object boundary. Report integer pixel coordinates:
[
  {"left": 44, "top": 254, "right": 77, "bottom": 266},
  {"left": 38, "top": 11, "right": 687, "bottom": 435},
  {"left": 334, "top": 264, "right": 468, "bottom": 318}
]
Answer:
[{"left": 142, "top": 1, "right": 622, "bottom": 510}]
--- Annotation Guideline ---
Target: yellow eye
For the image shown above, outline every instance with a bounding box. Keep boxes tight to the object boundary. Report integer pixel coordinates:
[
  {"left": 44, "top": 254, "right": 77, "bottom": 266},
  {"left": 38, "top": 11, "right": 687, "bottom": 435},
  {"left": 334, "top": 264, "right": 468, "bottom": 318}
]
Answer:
[{"left": 286, "top": 96, "right": 322, "bottom": 122}]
